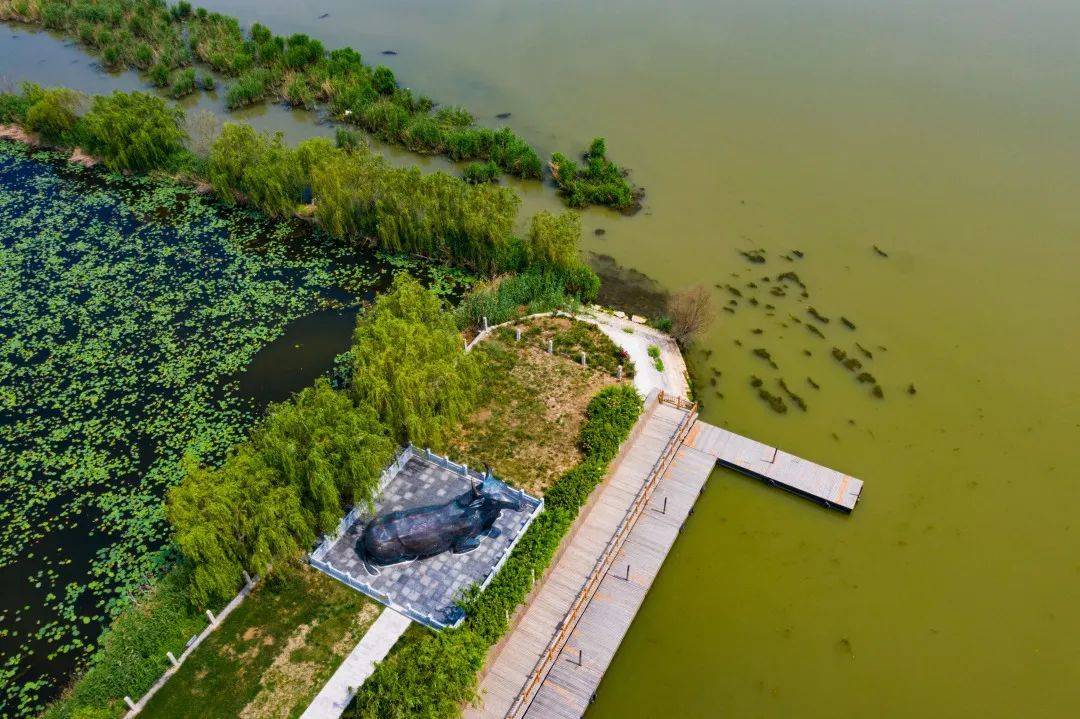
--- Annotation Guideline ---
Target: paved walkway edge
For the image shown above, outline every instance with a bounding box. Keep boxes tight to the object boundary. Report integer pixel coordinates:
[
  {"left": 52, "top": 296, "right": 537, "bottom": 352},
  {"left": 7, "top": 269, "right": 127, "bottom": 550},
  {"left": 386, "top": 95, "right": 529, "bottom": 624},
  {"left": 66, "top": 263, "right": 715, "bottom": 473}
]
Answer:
[{"left": 299, "top": 608, "right": 412, "bottom": 719}]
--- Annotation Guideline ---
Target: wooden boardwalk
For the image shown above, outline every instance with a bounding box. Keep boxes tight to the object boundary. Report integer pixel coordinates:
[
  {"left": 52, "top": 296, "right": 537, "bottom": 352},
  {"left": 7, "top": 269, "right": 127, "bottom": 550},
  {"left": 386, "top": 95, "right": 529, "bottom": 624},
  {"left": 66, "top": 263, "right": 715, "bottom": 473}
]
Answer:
[
  {"left": 465, "top": 392, "right": 693, "bottom": 719},
  {"left": 468, "top": 392, "right": 866, "bottom": 719},
  {"left": 685, "top": 421, "right": 863, "bottom": 511}
]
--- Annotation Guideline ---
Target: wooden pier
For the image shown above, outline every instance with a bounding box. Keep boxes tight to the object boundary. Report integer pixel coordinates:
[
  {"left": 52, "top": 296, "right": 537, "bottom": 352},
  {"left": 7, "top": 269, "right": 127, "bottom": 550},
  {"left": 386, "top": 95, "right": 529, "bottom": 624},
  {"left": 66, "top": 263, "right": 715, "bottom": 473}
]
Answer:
[
  {"left": 684, "top": 420, "right": 863, "bottom": 512},
  {"left": 468, "top": 392, "right": 865, "bottom": 719}
]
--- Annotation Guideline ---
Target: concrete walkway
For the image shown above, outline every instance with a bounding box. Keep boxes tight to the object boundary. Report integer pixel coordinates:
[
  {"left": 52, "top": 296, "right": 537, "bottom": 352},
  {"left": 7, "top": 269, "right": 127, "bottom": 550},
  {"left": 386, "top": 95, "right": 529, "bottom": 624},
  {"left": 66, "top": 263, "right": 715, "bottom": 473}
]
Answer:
[
  {"left": 299, "top": 608, "right": 411, "bottom": 719},
  {"left": 581, "top": 310, "right": 688, "bottom": 397}
]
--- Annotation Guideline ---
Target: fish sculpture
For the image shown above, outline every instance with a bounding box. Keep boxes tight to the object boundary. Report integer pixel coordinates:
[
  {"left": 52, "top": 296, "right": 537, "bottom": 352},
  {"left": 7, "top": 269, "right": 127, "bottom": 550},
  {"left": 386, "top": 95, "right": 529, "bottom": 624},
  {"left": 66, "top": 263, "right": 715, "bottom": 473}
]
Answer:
[{"left": 358, "top": 465, "right": 522, "bottom": 574}]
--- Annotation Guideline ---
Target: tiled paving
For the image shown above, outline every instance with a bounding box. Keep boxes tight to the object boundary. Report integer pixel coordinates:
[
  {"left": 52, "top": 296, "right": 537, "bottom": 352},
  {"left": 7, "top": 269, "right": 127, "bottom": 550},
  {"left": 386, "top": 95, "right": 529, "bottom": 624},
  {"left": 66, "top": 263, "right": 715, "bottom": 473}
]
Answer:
[{"left": 316, "top": 454, "right": 541, "bottom": 629}]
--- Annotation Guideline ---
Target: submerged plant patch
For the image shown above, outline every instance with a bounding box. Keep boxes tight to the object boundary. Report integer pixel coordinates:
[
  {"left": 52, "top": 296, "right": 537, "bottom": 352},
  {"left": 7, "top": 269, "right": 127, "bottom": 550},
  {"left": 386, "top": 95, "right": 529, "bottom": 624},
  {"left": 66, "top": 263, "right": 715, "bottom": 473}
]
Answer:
[{"left": 0, "top": 140, "right": 469, "bottom": 715}]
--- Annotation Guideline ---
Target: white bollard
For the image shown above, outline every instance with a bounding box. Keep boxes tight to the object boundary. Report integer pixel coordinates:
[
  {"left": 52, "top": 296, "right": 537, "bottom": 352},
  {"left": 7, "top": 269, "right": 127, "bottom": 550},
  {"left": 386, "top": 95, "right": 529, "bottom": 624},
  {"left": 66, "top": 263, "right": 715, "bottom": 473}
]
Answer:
[
  {"left": 124, "top": 696, "right": 137, "bottom": 710},
  {"left": 547, "top": 338, "right": 553, "bottom": 354},
  {"left": 205, "top": 609, "right": 216, "bottom": 625},
  {"left": 167, "top": 651, "right": 179, "bottom": 668},
  {"left": 242, "top": 570, "right": 253, "bottom": 586},
  {"left": 580, "top": 351, "right": 587, "bottom": 367},
  {"left": 483, "top": 316, "right": 488, "bottom": 331},
  {"left": 515, "top": 327, "right": 522, "bottom": 342},
  {"left": 617, "top": 364, "right": 623, "bottom": 379}
]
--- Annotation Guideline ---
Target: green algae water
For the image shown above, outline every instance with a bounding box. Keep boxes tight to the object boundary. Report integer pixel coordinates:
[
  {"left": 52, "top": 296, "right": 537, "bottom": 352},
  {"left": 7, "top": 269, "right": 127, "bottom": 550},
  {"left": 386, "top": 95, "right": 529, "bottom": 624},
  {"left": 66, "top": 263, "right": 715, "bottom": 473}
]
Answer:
[{"left": 3, "top": 0, "right": 1080, "bottom": 716}]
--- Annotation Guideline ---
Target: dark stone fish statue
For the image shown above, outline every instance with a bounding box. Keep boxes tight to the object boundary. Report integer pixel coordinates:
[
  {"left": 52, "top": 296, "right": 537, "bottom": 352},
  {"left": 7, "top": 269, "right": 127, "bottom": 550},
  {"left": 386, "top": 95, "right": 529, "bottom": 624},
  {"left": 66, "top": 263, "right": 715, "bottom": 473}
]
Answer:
[{"left": 358, "top": 466, "right": 522, "bottom": 574}]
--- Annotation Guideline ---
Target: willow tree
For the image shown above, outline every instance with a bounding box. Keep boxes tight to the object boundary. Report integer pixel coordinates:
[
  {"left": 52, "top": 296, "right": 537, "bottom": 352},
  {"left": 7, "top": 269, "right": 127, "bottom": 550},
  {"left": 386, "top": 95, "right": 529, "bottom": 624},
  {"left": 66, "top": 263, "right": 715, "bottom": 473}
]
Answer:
[
  {"left": 351, "top": 274, "right": 479, "bottom": 447},
  {"left": 253, "top": 378, "right": 395, "bottom": 533},
  {"left": 525, "top": 209, "right": 582, "bottom": 271},
  {"left": 81, "top": 91, "right": 187, "bottom": 172},
  {"left": 168, "top": 451, "right": 312, "bottom": 606}
]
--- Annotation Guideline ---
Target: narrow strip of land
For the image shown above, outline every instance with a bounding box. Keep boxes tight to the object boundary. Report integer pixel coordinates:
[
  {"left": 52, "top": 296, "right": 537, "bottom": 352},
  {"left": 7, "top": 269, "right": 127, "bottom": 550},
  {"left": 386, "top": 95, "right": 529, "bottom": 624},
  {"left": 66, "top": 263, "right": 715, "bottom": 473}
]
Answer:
[{"left": 299, "top": 608, "right": 412, "bottom": 719}]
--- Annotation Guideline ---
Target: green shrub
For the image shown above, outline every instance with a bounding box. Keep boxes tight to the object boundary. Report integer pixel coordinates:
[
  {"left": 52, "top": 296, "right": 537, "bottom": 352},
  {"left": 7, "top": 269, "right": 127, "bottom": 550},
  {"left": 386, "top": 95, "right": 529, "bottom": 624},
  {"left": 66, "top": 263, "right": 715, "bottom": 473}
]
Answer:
[
  {"left": 170, "top": 68, "right": 197, "bottom": 98},
  {"left": 207, "top": 123, "right": 304, "bottom": 216},
  {"left": 148, "top": 63, "right": 171, "bottom": 87},
  {"left": 200, "top": 74, "right": 215, "bottom": 91},
  {"left": 25, "top": 87, "right": 81, "bottom": 144},
  {"left": 462, "top": 160, "right": 499, "bottom": 184},
  {"left": 225, "top": 69, "right": 271, "bottom": 108},
  {"left": 81, "top": 91, "right": 187, "bottom": 172},
  {"left": 372, "top": 64, "right": 396, "bottom": 95},
  {"left": 551, "top": 137, "right": 640, "bottom": 211}
]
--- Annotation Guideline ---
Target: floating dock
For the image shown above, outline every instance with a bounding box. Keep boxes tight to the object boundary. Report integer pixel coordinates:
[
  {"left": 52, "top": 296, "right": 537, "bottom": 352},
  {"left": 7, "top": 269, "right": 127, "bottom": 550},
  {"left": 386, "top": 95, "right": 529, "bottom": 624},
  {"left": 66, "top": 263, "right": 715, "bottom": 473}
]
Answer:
[{"left": 684, "top": 420, "right": 863, "bottom": 512}]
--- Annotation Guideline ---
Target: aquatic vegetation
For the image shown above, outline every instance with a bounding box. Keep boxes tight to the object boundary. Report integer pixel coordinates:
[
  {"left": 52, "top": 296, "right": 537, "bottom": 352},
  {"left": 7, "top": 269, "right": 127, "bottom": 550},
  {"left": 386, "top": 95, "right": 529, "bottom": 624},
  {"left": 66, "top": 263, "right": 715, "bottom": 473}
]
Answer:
[
  {"left": 807, "top": 307, "right": 830, "bottom": 324},
  {"left": 0, "top": 0, "right": 562, "bottom": 183},
  {"left": 0, "top": 141, "right": 470, "bottom": 714},
  {"left": 739, "top": 249, "right": 766, "bottom": 264},
  {"left": 550, "top": 137, "right": 641, "bottom": 211},
  {"left": 908, "top": 383, "right": 917, "bottom": 395},
  {"left": 807, "top": 377, "right": 820, "bottom": 389},
  {"left": 872, "top": 384, "right": 885, "bottom": 398},
  {"left": 757, "top": 388, "right": 788, "bottom": 413},
  {"left": 81, "top": 91, "right": 187, "bottom": 172},
  {"left": 855, "top": 342, "right": 874, "bottom": 359},
  {"left": 873, "top": 244, "right": 889, "bottom": 257},
  {"left": 462, "top": 160, "right": 500, "bottom": 184},
  {"left": 778, "top": 379, "right": 807, "bottom": 411},
  {"left": 750, "top": 375, "right": 764, "bottom": 388},
  {"left": 841, "top": 316, "right": 857, "bottom": 330},
  {"left": 752, "top": 347, "right": 778, "bottom": 368},
  {"left": 806, "top": 324, "right": 825, "bottom": 338}
]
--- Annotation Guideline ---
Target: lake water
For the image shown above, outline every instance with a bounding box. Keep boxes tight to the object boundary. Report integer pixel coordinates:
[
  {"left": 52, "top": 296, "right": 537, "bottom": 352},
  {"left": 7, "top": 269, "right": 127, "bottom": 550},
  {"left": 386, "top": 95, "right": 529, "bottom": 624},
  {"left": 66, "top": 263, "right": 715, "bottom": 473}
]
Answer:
[{"left": 3, "top": 1, "right": 1080, "bottom": 716}]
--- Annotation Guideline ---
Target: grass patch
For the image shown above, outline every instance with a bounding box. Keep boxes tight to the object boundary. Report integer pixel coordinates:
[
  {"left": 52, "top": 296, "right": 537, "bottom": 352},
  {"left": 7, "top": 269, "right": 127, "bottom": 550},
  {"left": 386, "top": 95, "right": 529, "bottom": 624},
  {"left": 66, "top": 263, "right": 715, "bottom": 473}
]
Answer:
[
  {"left": 446, "top": 319, "right": 626, "bottom": 495},
  {"left": 140, "top": 565, "right": 379, "bottom": 719}
]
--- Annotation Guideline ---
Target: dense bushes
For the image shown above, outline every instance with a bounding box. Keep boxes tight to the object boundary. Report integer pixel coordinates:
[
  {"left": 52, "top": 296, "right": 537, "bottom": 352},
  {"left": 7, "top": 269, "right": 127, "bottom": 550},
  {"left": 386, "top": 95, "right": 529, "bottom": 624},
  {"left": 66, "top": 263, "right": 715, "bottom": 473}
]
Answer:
[
  {"left": 350, "top": 381, "right": 643, "bottom": 718},
  {"left": 81, "top": 91, "right": 187, "bottom": 171},
  {"left": 525, "top": 210, "right": 582, "bottom": 271},
  {"left": 551, "top": 137, "right": 642, "bottom": 211},
  {"left": 24, "top": 86, "right": 81, "bottom": 143},
  {"left": 453, "top": 267, "right": 586, "bottom": 330}
]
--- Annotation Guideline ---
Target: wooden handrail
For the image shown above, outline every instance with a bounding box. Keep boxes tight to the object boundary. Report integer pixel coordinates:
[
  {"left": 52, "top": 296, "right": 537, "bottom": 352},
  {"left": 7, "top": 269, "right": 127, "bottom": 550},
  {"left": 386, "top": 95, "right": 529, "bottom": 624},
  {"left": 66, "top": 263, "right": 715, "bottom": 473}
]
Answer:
[{"left": 505, "top": 401, "right": 698, "bottom": 718}]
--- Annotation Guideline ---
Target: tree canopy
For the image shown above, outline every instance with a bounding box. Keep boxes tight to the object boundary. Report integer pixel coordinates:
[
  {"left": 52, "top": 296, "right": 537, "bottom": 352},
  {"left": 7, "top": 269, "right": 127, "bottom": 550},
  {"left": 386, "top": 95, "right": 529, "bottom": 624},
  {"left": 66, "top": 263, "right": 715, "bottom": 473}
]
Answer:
[
  {"left": 351, "top": 275, "right": 479, "bottom": 447},
  {"left": 81, "top": 91, "right": 187, "bottom": 172}
]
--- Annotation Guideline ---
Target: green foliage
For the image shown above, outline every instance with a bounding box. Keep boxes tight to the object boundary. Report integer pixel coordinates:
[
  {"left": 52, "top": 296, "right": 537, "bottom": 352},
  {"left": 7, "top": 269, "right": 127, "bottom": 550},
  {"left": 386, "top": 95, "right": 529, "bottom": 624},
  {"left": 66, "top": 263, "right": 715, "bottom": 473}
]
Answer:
[
  {"left": 526, "top": 210, "right": 582, "bottom": 271},
  {"left": 225, "top": 68, "right": 272, "bottom": 108},
  {"left": 169, "top": 451, "right": 312, "bottom": 606},
  {"left": 0, "top": 90, "right": 33, "bottom": 124},
  {"left": 148, "top": 63, "right": 171, "bottom": 87},
  {"left": 170, "top": 68, "right": 197, "bottom": 98},
  {"left": 38, "top": 569, "right": 205, "bottom": 719},
  {"left": 351, "top": 381, "right": 643, "bottom": 718},
  {"left": 551, "top": 137, "right": 641, "bottom": 211},
  {"left": 3, "top": 0, "right": 603, "bottom": 187},
  {"left": 462, "top": 160, "right": 499, "bottom": 184},
  {"left": 454, "top": 269, "right": 576, "bottom": 329},
  {"left": 81, "top": 91, "right": 187, "bottom": 172},
  {"left": 24, "top": 87, "right": 81, "bottom": 144},
  {"left": 576, "top": 384, "right": 644, "bottom": 462},
  {"left": 350, "top": 275, "right": 479, "bottom": 446},
  {"left": 207, "top": 124, "right": 303, "bottom": 216},
  {"left": 310, "top": 143, "right": 520, "bottom": 273},
  {"left": 252, "top": 378, "right": 395, "bottom": 531},
  {"left": 372, "top": 64, "right": 397, "bottom": 94}
]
